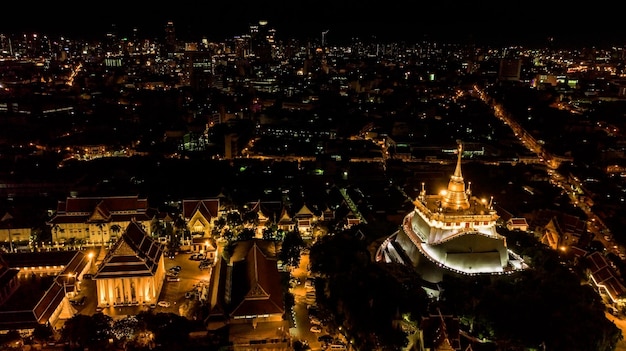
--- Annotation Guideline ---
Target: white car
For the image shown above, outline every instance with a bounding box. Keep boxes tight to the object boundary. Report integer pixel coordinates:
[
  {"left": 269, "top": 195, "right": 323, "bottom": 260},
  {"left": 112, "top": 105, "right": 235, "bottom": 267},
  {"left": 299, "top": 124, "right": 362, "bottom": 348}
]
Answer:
[
  {"left": 157, "top": 300, "right": 171, "bottom": 308},
  {"left": 310, "top": 325, "right": 322, "bottom": 333},
  {"left": 310, "top": 316, "right": 322, "bottom": 325}
]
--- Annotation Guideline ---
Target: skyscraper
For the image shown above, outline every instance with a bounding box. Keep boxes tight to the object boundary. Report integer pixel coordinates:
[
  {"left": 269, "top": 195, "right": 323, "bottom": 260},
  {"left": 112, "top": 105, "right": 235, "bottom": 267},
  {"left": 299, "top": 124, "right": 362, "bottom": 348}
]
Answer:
[{"left": 165, "top": 21, "right": 177, "bottom": 54}]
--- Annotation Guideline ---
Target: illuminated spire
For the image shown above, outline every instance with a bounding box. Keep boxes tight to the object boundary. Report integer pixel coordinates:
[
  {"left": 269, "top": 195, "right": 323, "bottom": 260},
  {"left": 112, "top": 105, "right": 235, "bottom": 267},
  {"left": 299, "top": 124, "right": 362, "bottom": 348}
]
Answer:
[
  {"left": 441, "top": 141, "right": 470, "bottom": 211},
  {"left": 419, "top": 182, "right": 426, "bottom": 202}
]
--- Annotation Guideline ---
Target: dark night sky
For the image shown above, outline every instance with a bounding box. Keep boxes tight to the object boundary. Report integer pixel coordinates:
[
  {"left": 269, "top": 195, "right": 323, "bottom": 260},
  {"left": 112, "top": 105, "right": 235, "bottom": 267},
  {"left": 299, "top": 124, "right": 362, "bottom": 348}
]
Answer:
[{"left": 5, "top": 1, "right": 626, "bottom": 47}]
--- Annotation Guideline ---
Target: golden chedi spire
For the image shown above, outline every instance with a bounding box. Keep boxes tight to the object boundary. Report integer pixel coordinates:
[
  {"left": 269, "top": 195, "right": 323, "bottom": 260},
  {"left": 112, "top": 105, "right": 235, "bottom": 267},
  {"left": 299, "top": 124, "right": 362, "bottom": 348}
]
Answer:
[{"left": 440, "top": 141, "right": 470, "bottom": 211}]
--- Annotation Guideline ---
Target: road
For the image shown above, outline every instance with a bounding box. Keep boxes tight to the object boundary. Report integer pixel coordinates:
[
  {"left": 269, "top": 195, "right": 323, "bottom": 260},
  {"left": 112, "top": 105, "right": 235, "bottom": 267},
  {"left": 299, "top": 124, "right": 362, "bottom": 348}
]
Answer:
[{"left": 290, "top": 252, "right": 327, "bottom": 350}]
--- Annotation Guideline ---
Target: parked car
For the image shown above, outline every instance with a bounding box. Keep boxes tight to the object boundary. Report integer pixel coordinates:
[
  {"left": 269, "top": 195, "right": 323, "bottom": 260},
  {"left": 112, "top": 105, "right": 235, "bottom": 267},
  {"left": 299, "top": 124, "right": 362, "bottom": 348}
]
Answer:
[
  {"left": 309, "top": 316, "right": 322, "bottom": 325},
  {"left": 190, "top": 253, "right": 206, "bottom": 260},
  {"left": 70, "top": 296, "right": 86, "bottom": 306},
  {"left": 157, "top": 300, "right": 171, "bottom": 308},
  {"left": 310, "top": 325, "right": 322, "bottom": 333},
  {"left": 166, "top": 276, "right": 180, "bottom": 282},
  {"left": 169, "top": 265, "right": 182, "bottom": 273},
  {"left": 318, "top": 335, "right": 333, "bottom": 343}
]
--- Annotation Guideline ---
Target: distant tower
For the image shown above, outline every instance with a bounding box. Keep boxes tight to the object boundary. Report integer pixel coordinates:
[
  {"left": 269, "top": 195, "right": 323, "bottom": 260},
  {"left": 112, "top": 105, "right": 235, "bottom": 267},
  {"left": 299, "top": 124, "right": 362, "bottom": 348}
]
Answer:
[
  {"left": 321, "top": 30, "right": 329, "bottom": 47},
  {"left": 251, "top": 20, "right": 272, "bottom": 62},
  {"left": 165, "top": 21, "right": 176, "bottom": 53},
  {"left": 105, "top": 23, "right": 119, "bottom": 54}
]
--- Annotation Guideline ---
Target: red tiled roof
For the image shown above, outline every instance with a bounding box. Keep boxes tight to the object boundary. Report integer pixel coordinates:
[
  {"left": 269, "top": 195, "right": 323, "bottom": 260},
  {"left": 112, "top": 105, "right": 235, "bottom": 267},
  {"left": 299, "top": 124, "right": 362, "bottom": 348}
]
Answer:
[
  {"left": 48, "top": 196, "right": 151, "bottom": 224},
  {"left": 64, "top": 196, "right": 148, "bottom": 213},
  {"left": 94, "top": 221, "right": 164, "bottom": 279},
  {"left": 246, "top": 200, "right": 283, "bottom": 221},
  {"left": 229, "top": 241, "right": 284, "bottom": 318},
  {"left": 0, "top": 251, "right": 88, "bottom": 330},
  {"left": 568, "top": 246, "right": 588, "bottom": 258},
  {"left": 587, "top": 251, "right": 608, "bottom": 271},
  {"left": 183, "top": 199, "right": 220, "bottom": 219},
  {"left": 587, "top": 252, "right": 626, "bottom": 299}
]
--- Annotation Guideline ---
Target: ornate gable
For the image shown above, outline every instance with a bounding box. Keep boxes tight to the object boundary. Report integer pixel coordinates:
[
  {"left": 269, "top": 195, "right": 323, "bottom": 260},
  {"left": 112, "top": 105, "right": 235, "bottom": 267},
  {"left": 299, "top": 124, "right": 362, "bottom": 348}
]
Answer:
[
  {"left": 111, "top": 240, "right": 138, "bottom": 257},
  {"left": 295, "top": 203, "right": 315, "bottom": 218},
  {"left": 245, "top": 282, "right": 270, "bottom": 299},
  {"left": 88, "top": 201, "right": 111, "bottom": 222}
]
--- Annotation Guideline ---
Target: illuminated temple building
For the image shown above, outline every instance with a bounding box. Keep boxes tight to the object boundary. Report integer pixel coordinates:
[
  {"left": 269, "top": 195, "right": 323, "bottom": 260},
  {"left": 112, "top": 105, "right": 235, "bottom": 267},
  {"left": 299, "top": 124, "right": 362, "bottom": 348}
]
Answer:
[
  {"left": 94, "top": 221, "right": 166, "bottom": 307},
  {"left": 376, "top": 142, "right": 527, "bottom": 284}
]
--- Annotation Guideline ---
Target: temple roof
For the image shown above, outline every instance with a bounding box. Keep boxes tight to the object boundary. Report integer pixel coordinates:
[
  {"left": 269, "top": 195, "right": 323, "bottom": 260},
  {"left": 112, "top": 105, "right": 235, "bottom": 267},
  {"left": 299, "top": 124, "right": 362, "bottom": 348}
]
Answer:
[
  {"left": 182, "top": 199, "right": 220, "bottom": 220},
  {"left": 47, "top": 195, "right": 152, "bottom": 224},
  {"left": 230, "top": 242, "right": 284, "bottom": 317},
  {"left": 0, "top": 251, "right": 88, "bottom": 331},
  {"left": 94, "top": 221, "right": 164, "bottom": 279}
]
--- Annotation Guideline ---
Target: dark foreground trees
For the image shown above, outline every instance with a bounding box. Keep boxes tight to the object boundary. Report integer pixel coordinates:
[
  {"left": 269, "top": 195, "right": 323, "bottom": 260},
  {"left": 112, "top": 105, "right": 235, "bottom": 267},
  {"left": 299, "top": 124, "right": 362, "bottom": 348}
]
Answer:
[
  {"left": 60, "top": 311, "right": 198, "bottom": 350},
  {"left": 310, "top": 231, "right": 430, "bottom": 350},
  {"left": 310, "top": 227, "right": 623, "bottom": 351}
]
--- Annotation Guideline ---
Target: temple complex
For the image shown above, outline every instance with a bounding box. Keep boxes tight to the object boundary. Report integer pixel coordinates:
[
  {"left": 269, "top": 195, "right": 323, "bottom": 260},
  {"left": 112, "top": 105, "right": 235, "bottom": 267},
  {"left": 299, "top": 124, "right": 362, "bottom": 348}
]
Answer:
[{"left": 377, "top": 141, "right": 527, "bottom": 284}]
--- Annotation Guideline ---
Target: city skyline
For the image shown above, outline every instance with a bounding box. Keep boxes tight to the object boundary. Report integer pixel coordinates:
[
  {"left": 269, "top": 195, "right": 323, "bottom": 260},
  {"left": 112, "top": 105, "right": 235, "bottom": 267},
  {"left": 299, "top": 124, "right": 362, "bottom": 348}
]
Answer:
[{"left": 4, "top": 1, "right": 626, "bottom": 47}]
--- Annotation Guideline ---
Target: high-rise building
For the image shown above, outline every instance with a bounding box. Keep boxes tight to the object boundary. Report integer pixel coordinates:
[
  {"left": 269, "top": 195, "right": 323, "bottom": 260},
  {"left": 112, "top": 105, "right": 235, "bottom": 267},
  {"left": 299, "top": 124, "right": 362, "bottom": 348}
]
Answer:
[
  {"left": 165, "top": 21, "right": 177, "bottom": 54},
  {"left": 498, "top": 58, "right": 522, "bottom": 81},
  {"left": 376, "top": 141, "right": 527, "bottom": 285},
  {"left": 250, "top": 20, "right": 272, "bottom": 62}
]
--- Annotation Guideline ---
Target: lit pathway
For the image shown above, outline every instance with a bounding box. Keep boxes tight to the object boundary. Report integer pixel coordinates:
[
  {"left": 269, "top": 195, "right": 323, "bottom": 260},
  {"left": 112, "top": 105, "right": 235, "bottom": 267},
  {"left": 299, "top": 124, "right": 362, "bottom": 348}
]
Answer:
[{"left": 338, "top": 188, "right": 367, "bottom": 224}]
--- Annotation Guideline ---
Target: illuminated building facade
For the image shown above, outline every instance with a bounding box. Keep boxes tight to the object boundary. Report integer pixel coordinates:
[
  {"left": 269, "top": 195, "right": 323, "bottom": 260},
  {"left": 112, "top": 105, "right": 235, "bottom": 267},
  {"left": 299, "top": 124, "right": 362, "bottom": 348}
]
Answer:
[
  {"left": 182, "top": 198, "right": 220, "bottom": 237},
  {"left": 93, "top": 221, "right": 165, "bottom": 307},
  {"left": 46, "top": 195, "right": 154, "bottom": 246},
  {"left": 377, "top": 142, "right": 526, "bottom": 284}
]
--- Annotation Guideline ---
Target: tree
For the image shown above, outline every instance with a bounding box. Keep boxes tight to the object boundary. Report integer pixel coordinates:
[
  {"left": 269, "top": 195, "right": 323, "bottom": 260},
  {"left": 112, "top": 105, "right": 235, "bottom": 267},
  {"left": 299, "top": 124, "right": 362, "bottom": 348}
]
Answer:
[
  {"left": 67, "top": 237, "right": 77, "bottom": 249},
  {"left": 237, "top": 227, "right": 255, "bottom": 241},
  {"left": 111, "top": 315, "right": 145, "bottom": 348},
  {"left": 214, "top": 216, "right": 227, "bottom": 236},
  {"left": 52, "top": 224, "right": 64, "bottom": 245},
  {"left": 242, "top": 210, "right": 259, "bottom": 227},
  {"left": 60, "top": 313, "right": 113, "bottom": 350},
  {"left": 262, "top": 226, "right": 276, "bottom": 241},
  {"left": 278, "top": 229, "right": 305, "bottom": 268},
  {"left": 0, "top": 330, "right": 21, "bottom": 349},
  {"left": 139, "top": 312, "right": 190, "bottom": 350},
  {"left": 293, "top": 339, "right": 311, "bottom": 351},
  {"left": 95, "top": 222, "right": 106, "bottom": 245},
  {"left": 173, "top": 215, "right": 187, "bottom": 243},
  {"left": 226, "top": 211, "right": 243, "bottom": 227},
  {"left": 32, "top": 324, "right": 54, "bottom": 345},
  {"left": 110, "top": 224, "right": 122, "bottom": 240}
]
